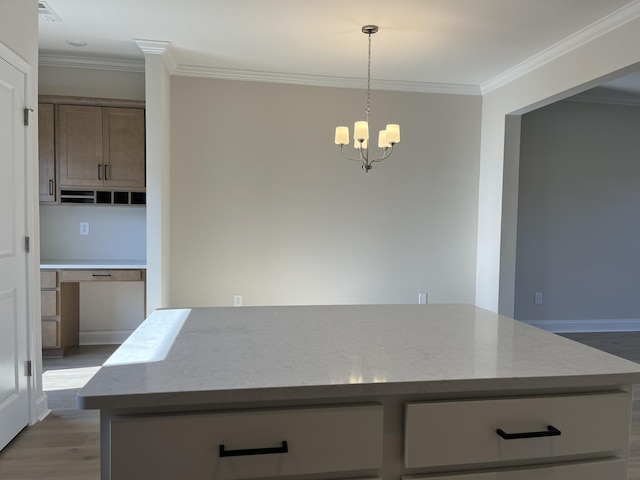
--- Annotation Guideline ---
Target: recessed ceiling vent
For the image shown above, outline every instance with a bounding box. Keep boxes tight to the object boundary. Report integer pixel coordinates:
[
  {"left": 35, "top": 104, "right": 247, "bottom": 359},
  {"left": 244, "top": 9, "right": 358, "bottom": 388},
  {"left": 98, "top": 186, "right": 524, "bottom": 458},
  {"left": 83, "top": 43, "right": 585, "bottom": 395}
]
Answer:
[{"left": 38, "top": 2, "right": 62, "bottom": 22}]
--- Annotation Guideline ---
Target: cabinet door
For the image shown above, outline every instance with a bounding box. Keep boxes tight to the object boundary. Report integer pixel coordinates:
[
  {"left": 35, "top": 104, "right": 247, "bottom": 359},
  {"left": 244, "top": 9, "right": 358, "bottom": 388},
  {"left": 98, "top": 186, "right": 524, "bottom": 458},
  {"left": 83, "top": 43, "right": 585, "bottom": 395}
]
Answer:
[
  {"left": 57, "top": 105, "right": 104, "bottom": 188},
  {"left": 111, "top": 404, "right": 383, "bottom": 480},
  {"left": 405, "top": 392, "right": 630, "bottom": 469},
  {"left": 102, "top": 108, "right": 145, "bottom": 188},
  {"left": 38, "top": 104, "right": 56, "bottom": 202}
]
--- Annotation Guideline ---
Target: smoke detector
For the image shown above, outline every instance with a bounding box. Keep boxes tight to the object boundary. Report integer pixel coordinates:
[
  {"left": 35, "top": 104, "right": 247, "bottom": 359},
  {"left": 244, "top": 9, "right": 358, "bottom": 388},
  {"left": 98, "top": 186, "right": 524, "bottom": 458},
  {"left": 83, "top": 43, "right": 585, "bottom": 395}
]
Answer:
[{"left": 38, "top": 2, "right": 62, "bottom": 22}]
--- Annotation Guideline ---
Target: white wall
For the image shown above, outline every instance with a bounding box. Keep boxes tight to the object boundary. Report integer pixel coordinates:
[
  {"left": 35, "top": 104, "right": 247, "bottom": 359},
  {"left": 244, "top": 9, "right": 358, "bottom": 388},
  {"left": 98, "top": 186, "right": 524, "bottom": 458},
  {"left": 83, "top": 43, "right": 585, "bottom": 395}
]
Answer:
[
  {"left": 139, "top": 45, "right": 172, "bottom": 314},
  {"left": 40, "top": 205, "right": 146, "bottom": 260},
  {"left": 515, "top": 100, "right": 640, "bottom": 322},
  {"left": 0, "top": 0, "right": 37, "bottom": 64},
  {"left": 484, "top": 12, "right": 640, "bottom": 314},
  {"left": 39, "top": 66, "right": 147, "bottom": 341},
  {"left": 170, "top": 77, "right": 482, "bottom": 307},
  {"left": 39, "top": 65, "right": 144, "bottom": 100}
]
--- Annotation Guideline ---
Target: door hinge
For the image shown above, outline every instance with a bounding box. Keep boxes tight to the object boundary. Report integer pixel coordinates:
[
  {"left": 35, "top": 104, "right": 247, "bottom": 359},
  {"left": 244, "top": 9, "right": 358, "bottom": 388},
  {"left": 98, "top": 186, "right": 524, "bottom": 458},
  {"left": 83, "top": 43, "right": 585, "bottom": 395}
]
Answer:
[
  {"left": 25, "top": 236, "right": 30, "bottom": 253},
  {"left": 23, "top": 107, "right": 33, "bottom": 126},
  {"left": 26, "top": 360, "right": 32, "bottom": 377}
]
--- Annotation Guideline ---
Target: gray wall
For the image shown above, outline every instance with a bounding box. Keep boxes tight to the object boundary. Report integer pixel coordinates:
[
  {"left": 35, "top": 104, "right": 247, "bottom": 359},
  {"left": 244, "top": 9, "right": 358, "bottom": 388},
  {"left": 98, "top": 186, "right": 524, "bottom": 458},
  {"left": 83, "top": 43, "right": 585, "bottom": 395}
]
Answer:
[
  {"left": 515, "top": 100, "right": 640, "bottom": 321},
  {"left": 170, "top": 77, "right": 482, "bottom": 307}
]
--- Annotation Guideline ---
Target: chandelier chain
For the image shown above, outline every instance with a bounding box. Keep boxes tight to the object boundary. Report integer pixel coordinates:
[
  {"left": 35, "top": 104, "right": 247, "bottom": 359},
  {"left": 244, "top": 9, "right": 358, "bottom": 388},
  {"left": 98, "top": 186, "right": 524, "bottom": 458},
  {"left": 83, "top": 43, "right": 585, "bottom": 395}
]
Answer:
[{"left": 366, "top": 31, "right": 372, "bottom": 123}]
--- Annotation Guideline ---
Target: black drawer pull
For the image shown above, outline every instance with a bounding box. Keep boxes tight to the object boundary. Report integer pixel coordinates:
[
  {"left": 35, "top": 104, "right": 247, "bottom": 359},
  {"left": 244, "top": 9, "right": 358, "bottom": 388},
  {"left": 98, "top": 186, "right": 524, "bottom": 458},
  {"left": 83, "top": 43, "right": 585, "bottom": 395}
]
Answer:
[
  {"left": 92, "top": 274, "right": 112, "bottom": 277},
  {"left": 219, "top": 441, "right": 288, "bottom": 457},
  {"left": 496, "top": 425, "right": 561, "bottom": 440}
]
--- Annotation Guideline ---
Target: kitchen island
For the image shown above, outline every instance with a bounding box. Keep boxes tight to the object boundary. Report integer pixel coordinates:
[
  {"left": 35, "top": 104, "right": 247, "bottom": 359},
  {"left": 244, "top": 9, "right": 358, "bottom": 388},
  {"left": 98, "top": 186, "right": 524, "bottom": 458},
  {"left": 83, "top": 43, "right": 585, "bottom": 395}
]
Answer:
[{"left": 79, "top": 304, "right": 640, "bottom": 480}]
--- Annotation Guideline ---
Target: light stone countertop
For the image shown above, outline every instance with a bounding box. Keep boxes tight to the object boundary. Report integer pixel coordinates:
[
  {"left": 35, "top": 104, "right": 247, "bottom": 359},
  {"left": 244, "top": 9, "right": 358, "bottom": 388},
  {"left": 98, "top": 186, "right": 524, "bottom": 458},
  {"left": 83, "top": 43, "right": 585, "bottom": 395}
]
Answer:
[
  {"left": 77, "top": 304, "right": 640, "bottom": 410},
  {"left": 41, "top": 260, "right": 147, "bottom": 269}
]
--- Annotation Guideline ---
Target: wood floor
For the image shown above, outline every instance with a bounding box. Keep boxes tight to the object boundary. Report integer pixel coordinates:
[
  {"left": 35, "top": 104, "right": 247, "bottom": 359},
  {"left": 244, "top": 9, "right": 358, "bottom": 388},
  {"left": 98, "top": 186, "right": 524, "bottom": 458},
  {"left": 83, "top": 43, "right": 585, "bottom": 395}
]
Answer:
[
  {"left": 2, "top": 335, "right": 640, "bottom": 479},
  {"left": 0, "top": 345, "right": 116, "bottom": 480}
]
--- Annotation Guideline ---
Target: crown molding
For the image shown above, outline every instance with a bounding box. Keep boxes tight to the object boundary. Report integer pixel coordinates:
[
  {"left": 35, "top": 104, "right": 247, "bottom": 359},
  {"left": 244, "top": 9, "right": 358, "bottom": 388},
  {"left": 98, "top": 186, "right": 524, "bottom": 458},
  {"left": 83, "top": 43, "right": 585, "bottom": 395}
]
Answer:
[
  {"left": 39, "top": 53, "right": 144, "bottom": 72},
  {"left": 38, "top": 51, "right": 478, "bottom": 94},
  {"left": 172, "top": 65, "right": 481, "bottom": 95},
  {"left": 480, "top": 0, "right": 640, "bottom": 94},
  {"left": 133, "top": 39, "right": 177, "bottom": 74}
]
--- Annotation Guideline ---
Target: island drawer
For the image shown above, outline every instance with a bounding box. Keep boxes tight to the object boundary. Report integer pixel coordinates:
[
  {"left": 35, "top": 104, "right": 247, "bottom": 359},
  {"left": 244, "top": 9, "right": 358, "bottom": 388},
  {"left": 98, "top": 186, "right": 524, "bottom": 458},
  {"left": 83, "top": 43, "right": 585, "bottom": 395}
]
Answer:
[
  {"left": 405, "top": 391, "right": 630, "bottom": 469},
  {"left": 111, "top": 404, "right": 383, "bottom": 480},
  {"left": 59, "top": 269, "right": 142, "bottom": 282},
  {"left": 403, "top": 457, "right": 626, "bottom": 479}
]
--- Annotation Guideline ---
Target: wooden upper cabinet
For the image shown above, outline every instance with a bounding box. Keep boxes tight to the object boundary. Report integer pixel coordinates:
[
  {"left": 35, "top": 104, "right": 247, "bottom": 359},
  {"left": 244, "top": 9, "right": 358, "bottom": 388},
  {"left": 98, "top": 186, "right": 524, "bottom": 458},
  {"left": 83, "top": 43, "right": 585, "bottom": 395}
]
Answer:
[
  {"left": 38, "top": 104, "right": 56, "bottom": 202},
  {"left": 57, "top": 104, "right": 145, "bottom": 190},
  {"left": 102, "top": 108, "right": 145, "bottom": 188},
  {"left": 57, "top": 105, "right": 104, "bottom": 188}
]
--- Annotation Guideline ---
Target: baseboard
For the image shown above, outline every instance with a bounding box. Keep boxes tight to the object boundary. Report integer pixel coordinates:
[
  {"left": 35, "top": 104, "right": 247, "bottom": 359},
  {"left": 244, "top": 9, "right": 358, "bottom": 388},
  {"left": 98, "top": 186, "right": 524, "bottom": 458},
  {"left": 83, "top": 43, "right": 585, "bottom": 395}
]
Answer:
[
  {"left": 523, "top": 319, "right": 640, "bottom": 333},
  {"left": 79, "top": 329, "right": 134, "bottom": 345},
  {"left": 34, "top": 392, "right": 50, "bottom": 423}
]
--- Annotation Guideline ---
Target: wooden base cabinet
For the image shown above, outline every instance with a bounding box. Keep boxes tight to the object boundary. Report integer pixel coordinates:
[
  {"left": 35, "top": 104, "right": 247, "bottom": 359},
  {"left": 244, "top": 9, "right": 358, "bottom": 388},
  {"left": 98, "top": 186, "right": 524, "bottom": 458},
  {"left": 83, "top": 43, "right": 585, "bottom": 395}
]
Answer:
[{"left": 40, "top": 270, "right": 79, "bottom": 357}]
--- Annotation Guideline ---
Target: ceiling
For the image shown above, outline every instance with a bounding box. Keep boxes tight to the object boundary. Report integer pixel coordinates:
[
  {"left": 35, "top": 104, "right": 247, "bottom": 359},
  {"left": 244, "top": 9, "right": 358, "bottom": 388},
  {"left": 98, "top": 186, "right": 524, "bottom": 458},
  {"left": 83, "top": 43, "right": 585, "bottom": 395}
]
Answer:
[{"left": 38, "top": 0, "right": 640, "bottom": 94}]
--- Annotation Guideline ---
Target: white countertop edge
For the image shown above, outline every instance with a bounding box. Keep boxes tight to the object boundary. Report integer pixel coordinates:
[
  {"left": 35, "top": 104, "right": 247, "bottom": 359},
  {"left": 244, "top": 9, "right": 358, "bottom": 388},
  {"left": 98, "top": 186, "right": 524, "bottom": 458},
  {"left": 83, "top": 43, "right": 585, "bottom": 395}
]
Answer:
[{"left": 77, "top": 372, "right": 640, "bottom": 410}]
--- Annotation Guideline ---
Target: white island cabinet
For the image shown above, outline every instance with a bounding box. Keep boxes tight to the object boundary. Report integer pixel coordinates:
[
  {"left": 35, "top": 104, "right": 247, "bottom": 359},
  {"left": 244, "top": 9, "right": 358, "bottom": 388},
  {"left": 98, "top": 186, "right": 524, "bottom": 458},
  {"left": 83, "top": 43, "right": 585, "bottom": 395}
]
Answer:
[{"left": 78, "top": 304, "right": 640, "bottom": 480}]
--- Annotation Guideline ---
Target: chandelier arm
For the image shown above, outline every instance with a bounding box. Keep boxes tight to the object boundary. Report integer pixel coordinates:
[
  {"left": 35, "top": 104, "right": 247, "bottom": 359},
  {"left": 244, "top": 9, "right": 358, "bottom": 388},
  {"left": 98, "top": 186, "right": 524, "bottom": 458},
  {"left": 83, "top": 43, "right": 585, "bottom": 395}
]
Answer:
[
  {"left": 340, "top": 145, "right": 366, "bottom": 162},
  {"left": 370, "top": 144, "right": 395, "bottom": 163}
]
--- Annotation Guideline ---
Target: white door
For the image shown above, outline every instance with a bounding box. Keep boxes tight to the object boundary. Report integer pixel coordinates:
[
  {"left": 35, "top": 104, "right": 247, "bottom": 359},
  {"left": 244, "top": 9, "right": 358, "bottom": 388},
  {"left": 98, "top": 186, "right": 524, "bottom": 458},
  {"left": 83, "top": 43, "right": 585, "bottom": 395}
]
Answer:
[{"left": 0, "top": 56, "right": 29, "bottom": 451}]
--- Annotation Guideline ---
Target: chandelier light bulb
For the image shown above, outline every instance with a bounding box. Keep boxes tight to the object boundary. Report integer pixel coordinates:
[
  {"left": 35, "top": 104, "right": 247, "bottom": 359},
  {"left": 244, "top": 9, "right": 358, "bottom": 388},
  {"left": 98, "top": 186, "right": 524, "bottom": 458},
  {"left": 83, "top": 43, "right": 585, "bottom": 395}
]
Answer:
[
  {"left": 335, "top": 126, "right": 349, "bottom": 145},
  {"left": 354, "top": 121, "right": 369, "bottom": 142},
  {"left": 386, "top": 124, "right": 400, "bottom": 144},
  {"left": 378, "top": 130, "right": 389, "bottom": 149}
]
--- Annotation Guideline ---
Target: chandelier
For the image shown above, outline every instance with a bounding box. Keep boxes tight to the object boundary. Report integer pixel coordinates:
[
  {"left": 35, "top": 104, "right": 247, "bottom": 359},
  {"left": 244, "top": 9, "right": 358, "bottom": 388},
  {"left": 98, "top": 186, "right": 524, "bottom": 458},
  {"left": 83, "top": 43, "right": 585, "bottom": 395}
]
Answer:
[{"left": 334, "top": 25, "right": 400, "bottom": 173}]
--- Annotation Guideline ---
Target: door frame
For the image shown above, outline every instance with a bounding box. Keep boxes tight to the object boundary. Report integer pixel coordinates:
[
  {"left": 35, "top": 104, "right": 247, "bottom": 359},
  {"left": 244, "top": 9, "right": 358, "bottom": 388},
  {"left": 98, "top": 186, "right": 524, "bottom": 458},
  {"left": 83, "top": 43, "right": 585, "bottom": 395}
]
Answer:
[{"left": 0, "top": 40, "right": 48, "bottom": 425}]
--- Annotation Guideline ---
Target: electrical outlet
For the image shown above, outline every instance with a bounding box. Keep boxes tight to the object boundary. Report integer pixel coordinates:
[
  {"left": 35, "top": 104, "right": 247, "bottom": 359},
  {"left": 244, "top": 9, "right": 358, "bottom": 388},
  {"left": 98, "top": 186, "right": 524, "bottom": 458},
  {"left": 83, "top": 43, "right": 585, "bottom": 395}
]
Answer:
[
  {"left": 234, "top": 294, "right": 243, "bottom": 307},
  {"left": 534, "top": 292, "right": 543, "bottom": 305},
  {"left": 80, "top": 222, "right": 90, "bottom": 236},
  {"left": 418, "top": 292, "right": 428, "bottom": 304}
]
